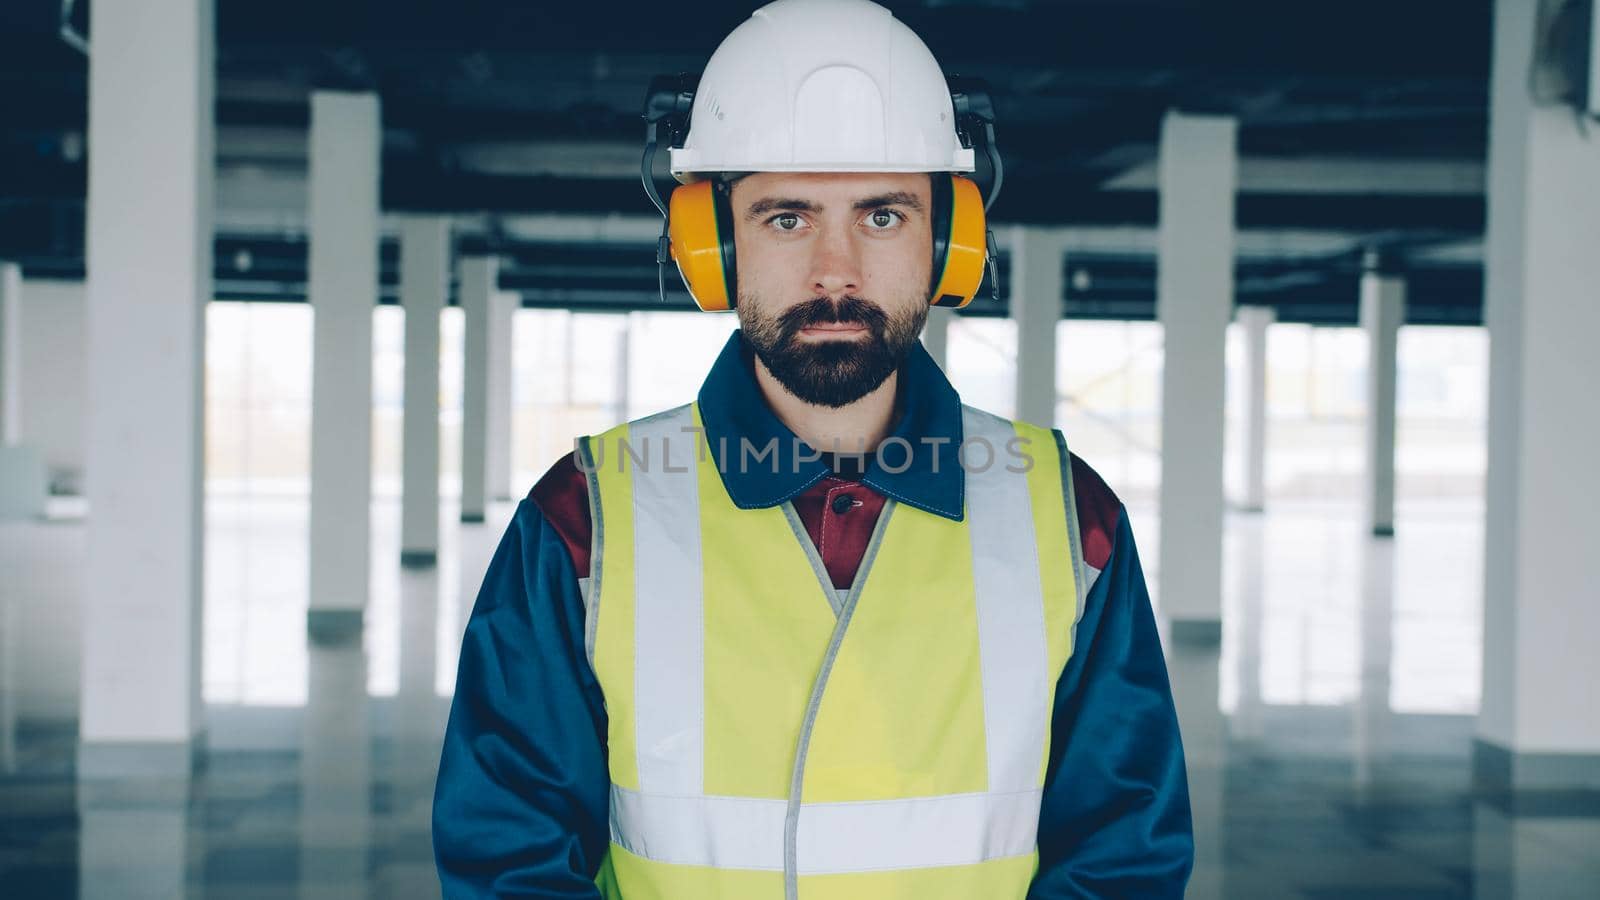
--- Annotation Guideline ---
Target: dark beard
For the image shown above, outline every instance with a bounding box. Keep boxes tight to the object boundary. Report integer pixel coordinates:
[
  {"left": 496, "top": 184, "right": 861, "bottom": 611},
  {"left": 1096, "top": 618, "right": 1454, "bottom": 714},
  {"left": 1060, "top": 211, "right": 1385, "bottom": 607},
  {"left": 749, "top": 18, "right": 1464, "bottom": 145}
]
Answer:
[{"left": 739, "top": 293, "right": 928, "bottom": 408}]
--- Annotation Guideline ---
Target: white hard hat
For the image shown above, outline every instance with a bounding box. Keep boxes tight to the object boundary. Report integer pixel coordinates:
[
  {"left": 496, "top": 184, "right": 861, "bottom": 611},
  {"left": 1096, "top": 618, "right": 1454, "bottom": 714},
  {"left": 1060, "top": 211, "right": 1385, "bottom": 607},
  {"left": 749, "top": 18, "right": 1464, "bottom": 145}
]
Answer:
[{"left": 669, "top": 0, "right": 975, "bottom": 181}]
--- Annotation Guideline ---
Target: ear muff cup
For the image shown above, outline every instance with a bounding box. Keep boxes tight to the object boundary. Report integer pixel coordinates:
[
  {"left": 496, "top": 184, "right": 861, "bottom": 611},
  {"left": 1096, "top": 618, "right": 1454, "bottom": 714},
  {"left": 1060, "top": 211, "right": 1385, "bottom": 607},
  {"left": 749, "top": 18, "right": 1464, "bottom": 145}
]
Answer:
[
  {"left": 929, "top": 174, "right": 989, "bottom": 309},
  {"left": 667, "top": 179, "right": 738, "bottom": 311}
]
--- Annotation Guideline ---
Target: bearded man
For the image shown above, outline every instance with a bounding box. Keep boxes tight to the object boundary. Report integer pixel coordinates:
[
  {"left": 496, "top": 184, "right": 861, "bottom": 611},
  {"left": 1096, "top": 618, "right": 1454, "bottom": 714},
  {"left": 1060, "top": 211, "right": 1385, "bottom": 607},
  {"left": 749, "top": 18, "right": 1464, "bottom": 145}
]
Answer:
[{"left": 433, "top": 3, "right": 1192, "bottom": 898}]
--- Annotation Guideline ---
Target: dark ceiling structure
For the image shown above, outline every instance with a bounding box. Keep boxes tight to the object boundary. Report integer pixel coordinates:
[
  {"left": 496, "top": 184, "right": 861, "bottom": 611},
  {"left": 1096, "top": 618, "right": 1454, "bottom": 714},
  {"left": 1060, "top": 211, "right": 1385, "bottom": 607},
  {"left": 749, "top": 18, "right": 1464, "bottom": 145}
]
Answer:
[{"left": 0, "top": 0, "right": 1494, "bottom": 323}]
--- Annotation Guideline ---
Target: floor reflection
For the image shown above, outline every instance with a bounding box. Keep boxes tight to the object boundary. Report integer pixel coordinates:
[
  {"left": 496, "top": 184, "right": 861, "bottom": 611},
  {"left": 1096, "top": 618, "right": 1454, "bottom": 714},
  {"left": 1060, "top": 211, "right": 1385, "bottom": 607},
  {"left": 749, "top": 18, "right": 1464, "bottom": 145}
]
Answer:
[
  {"left": 78, "top": 779, "right": 192, "bottom": 900},
  {"left": 1168, "top": 630, "right": 1225, "bottom": 899},
  {"left": 1353, "top": 533, "right": 1395, "bottom": 790},
  {"left": 0, "top": 495, "right": 1596, "bottom": 897},
  {"left": 299, "top": 634, "right": 370, "bottom": 899},
  {"left": 1473, "top": 800, "right": 1600, "bottom": 900}
]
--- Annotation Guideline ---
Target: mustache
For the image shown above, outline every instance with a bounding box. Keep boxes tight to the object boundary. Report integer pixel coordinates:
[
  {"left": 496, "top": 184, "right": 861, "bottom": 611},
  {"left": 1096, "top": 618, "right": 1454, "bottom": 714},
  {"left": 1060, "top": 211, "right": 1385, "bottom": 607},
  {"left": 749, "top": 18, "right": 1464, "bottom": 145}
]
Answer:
[{"left": 777, "top": 295, "right": 889, "bottom": 334}]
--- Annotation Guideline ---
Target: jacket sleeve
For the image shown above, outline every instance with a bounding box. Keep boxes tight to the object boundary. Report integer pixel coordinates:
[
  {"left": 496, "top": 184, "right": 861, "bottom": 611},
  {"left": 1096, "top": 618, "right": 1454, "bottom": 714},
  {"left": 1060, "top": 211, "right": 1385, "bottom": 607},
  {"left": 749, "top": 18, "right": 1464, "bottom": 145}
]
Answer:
[
  {"left": 433, "top": 498, "right": 611, "bottom": 898},
  {"left": 1027, "top": 505, "right": 1195, "bottom": 899}
]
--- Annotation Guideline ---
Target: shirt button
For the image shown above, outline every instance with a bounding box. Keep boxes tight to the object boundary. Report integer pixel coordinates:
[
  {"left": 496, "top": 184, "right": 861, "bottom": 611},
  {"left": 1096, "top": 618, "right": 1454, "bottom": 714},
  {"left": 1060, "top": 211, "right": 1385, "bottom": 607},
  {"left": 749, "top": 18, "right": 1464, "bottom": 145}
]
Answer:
[{"left": 831, "top": 494, "right": 855, "bottom": 515}]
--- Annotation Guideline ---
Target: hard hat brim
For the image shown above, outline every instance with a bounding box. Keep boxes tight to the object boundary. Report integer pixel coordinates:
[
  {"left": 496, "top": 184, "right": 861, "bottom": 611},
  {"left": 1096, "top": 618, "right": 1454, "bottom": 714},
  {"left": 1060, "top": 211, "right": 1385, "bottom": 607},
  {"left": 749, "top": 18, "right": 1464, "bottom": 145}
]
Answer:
[{"left": 670, "top": 149, "right": 976, "bottom": 183}]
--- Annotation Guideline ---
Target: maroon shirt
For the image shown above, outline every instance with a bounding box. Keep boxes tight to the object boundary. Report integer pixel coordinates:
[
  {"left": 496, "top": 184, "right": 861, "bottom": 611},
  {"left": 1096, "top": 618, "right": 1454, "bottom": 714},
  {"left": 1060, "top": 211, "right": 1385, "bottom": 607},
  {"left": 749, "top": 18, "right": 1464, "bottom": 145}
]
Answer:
[{"left": 531, "top": 447, "right": 1120, "bottom": 590}]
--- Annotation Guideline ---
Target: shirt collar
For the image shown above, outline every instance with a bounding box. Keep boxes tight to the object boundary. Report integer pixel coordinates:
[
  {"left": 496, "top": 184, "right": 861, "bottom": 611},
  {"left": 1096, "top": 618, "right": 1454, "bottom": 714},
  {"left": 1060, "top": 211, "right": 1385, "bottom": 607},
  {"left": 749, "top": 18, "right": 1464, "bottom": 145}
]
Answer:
[{"left": 695, "top": 329, "right": 965, "bottom": 521}]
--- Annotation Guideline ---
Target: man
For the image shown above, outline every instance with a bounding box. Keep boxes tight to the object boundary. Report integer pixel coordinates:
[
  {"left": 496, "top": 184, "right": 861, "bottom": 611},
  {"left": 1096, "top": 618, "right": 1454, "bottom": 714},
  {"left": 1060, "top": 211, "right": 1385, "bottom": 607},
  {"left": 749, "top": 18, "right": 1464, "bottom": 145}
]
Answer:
[{"left": 433, "top": 1, "right": 1192, "bottom": 897}]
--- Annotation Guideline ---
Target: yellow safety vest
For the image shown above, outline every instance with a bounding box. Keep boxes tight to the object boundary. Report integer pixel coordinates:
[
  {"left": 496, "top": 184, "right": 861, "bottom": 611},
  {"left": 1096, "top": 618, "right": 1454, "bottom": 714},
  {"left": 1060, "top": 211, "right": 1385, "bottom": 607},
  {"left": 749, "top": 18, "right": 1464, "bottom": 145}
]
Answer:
[{"left": 576, "top": 401, "right": 1086, "bottom": 900}]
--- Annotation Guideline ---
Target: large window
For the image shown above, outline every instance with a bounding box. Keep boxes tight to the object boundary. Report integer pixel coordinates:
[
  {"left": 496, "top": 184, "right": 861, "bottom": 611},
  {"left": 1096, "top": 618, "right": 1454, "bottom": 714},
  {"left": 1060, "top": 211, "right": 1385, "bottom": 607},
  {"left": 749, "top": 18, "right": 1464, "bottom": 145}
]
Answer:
[
  {"left": 1055, "top": 320, "right": 1165, "bottom": 504},
  {"left": 205, "top": 301, "right": 313, "bottom": 495},
  {"left": 510, "top": 309, "right": 629, "bottom": 485},
  {"left": 203, "top": 301, "right": 1486, "bottom": 710}
]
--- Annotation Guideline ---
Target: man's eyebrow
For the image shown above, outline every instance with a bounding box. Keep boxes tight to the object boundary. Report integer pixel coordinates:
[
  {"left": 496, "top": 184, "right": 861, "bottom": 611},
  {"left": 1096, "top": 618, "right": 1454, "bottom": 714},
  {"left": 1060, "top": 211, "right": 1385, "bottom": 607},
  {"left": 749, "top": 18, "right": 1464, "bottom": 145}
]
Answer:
[
  {"left": 743, "top": 197, "right": 819, "bottom": 221},
  {"left": 852, "top": 191, "right": 924, "bottom": 213}
]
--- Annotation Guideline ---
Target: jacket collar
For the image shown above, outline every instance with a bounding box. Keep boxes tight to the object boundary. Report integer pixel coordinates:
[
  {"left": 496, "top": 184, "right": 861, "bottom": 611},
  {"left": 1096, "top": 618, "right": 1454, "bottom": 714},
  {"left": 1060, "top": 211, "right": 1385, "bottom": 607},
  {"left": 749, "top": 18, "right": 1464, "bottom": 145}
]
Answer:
[{"left": 695, "top": 329, "right": 965, "bottom": 521}]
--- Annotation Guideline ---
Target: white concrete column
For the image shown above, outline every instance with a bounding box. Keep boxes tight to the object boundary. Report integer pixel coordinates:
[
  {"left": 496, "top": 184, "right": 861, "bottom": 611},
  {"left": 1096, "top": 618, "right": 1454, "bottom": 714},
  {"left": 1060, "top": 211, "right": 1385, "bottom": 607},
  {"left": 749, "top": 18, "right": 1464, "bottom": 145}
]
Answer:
[
  {"left": 400, "top": 217, "right": 450, "bottom": 567},
  {"left": 1156, "top": 112, "right": 1238, "bottom": 636},
  {"left": 1008, "top": 226, "right": 1063, "bottom": 427},
  {"left": 1360, "top": 263, "right": 1404, "bottom": 537},
  {"left": 920, "top": 305, "right": 952, "bottom": 370},
  {"left": 0, "top": 262, "right": 20, "bottom": 444},
  {"left": 0, "top": 263, "right": 44, "bottom": 518},
  {"left": 79, "top": 0, "right": 213, "bottom": 773},
  {"left": 1476, "top": 0, "right": 1600, "bottom": 793},
  {"left": 458, "top": 256, "right": 495, "bottom": 524},
  {"left": 308, "top": 91, "right": 381, "bottom": 634},
  {"left": 6, "top": 279, "right": 87, "bottom": 494},
  {"left": 1236, "top": 304, "right": 1274, "bottom": 512},
  {"left": 614, "top": 315, "right": 632, "bottom": 423},
  {"left": 487, "top": 290, "right": 517, "bottom": 503}
]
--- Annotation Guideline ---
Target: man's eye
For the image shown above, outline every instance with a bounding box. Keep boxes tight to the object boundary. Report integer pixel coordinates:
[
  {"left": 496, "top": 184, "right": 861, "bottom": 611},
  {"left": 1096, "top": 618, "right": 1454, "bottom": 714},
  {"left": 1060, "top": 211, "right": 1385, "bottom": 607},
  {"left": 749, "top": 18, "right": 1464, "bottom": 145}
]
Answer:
[
  {"left": 866, "top": 209, "right": 903, "bottom": 229},
  {"left": 770, "top": 213, "right": 802, "bottom": 231}
]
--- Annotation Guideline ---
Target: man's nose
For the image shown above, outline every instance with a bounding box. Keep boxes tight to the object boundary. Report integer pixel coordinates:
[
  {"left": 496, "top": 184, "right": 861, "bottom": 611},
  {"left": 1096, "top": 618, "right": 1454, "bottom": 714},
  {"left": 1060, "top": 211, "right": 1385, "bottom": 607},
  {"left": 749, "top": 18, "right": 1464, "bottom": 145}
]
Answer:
[{"left": 808, "top": 230, "right": 863, "bottom": 299}]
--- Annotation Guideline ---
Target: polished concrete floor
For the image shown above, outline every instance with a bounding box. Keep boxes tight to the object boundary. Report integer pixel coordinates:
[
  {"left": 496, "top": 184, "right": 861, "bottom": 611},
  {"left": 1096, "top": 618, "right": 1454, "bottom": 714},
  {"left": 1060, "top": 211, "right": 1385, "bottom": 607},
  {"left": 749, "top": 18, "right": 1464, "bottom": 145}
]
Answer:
[{"left": 1, "top": 493, "right": 1597, "bottom": 898}]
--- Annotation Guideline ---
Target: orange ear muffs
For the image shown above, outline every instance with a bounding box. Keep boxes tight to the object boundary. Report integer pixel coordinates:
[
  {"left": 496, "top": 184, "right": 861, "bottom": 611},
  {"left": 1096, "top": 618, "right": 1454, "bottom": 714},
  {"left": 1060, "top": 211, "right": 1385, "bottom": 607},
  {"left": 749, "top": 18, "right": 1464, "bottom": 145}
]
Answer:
[
  {"left": 667, "top": 179, "right": 738, "bottom": 311},
  {"left": 929, "top": 174, "right": 989, "bottom": 308},
  {"left": 669, "top": 174, "right": 986, "bottom": 312}
]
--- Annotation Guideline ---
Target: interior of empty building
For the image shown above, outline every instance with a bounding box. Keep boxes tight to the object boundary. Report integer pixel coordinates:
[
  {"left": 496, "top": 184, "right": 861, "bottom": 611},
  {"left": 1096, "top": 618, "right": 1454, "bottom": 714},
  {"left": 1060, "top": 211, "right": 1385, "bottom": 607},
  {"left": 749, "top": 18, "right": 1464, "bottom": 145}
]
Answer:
[{"left": 0, "top": 1, "right": 1597, "bottom": 897}]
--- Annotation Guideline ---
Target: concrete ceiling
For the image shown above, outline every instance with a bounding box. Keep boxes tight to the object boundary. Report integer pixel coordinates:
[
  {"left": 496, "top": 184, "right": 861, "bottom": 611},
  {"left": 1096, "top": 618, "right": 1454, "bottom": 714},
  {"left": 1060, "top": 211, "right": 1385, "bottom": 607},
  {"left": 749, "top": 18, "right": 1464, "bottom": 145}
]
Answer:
[{"left": 0, "top": 0, "right": 1495, "bottom": 320}]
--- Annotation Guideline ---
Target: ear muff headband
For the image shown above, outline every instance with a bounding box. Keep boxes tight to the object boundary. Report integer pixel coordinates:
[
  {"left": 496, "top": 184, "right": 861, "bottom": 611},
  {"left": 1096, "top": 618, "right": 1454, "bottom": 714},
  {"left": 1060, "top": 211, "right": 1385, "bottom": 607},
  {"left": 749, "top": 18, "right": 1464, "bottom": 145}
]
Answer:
[
  {"left": 667, "top": 180, "right": 738, "bottom": 311},
  {"left": 930, "top": 174, "right": 989, "bottom": 308}
]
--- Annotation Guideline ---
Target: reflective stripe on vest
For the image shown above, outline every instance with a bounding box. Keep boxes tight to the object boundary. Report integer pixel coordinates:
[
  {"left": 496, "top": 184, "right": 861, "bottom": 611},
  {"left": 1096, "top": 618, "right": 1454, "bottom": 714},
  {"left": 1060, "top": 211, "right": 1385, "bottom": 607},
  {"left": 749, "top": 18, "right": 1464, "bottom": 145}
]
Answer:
[
  {"left": 609, "top": 783, "right": 1043, "bottom": 873},
  {"left": 627, "top": 405, "right": 705, "bottom": 795},
  {"left": 579, "top": 401, "right": 1082, "bottom": 899}
]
